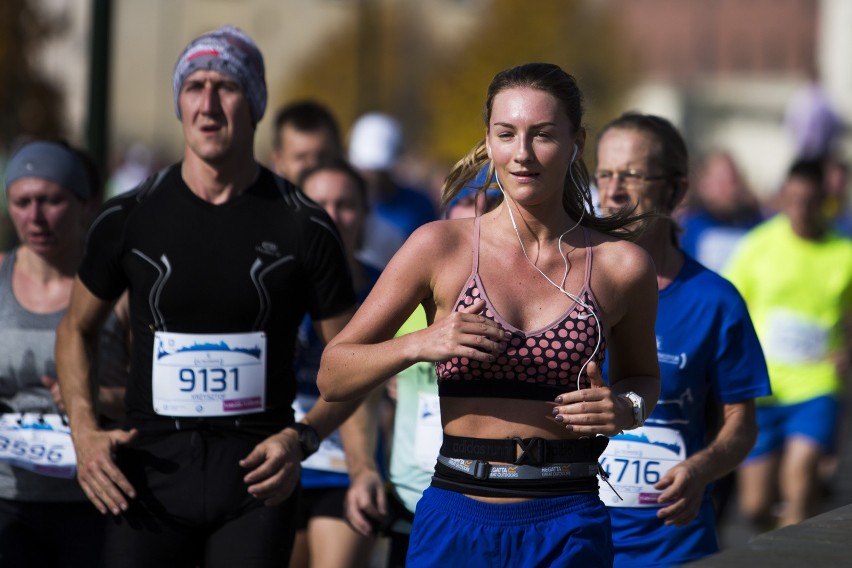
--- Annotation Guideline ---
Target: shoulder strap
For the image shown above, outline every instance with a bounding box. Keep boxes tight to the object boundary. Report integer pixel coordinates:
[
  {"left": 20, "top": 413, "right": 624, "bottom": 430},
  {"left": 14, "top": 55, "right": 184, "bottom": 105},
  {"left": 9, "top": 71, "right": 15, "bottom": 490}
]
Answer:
[{"left": 472, "top": 215, "right": 482, "bottom": 276}]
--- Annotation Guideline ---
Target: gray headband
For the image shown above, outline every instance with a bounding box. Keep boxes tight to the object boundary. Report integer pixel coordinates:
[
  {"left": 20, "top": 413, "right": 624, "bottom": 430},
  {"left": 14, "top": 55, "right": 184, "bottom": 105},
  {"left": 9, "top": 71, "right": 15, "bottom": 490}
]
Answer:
[{"left": 4, "top": 141, "right": 91, "bottom": 200}]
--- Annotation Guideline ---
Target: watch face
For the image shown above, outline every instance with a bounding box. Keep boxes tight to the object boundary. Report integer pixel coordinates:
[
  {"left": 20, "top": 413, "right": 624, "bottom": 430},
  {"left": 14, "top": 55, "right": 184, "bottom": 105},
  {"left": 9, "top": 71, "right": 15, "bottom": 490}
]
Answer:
[
  {"left": 302, "top": 427, "right": 320, "bottom": 452},
  {"left": 291, "top": 423, "right": 320, "bottom": 455}
]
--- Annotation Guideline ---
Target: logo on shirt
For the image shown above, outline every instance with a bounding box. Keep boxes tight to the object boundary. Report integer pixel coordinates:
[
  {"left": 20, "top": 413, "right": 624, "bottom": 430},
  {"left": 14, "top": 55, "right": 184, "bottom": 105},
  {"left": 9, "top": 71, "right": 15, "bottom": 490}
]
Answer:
[
  {"left": 656, "top": 336, "right": 688, "bottom": 369},
  {"left": 255, "top": 241, "right": 281, "bottom": 257}
]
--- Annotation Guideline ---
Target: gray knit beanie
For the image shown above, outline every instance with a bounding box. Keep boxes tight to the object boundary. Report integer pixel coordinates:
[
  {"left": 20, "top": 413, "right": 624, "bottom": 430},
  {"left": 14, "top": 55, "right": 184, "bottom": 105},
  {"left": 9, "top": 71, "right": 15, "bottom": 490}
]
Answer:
[{"left": 172, "top": 25, "right": 267, "bottom": 123}]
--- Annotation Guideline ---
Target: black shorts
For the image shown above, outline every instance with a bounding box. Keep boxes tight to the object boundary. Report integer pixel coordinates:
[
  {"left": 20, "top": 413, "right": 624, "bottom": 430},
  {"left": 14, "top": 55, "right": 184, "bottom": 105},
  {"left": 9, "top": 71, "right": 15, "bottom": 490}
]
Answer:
[
  {"left": 0, "top": 498, "right": 105, "bottom": 568},
  {"left": 102, "top": 428, "right": 299, "bottom": 568},
  {"left": 296, "top": 486, "right": 348, "bottom": 529}
]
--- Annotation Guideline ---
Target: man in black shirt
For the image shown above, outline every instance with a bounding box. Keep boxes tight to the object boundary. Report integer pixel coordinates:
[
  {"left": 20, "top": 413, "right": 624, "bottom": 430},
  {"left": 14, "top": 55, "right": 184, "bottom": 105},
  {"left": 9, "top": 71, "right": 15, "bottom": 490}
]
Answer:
[{"left": 56, "top": 25, "right": 360, "bottom": 568}]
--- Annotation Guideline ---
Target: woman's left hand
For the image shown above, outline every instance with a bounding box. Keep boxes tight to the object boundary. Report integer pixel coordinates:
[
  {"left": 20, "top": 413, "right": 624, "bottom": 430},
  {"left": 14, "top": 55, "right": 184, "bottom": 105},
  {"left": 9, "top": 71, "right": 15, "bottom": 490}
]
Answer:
[{"left": 550, "top": 361, "right": 631, "bottom": 436}]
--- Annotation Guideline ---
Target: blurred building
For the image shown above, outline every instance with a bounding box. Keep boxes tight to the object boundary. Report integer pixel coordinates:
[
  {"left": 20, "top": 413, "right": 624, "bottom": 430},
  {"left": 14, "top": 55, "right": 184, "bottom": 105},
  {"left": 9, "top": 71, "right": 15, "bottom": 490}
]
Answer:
[
  {"left": 27, "top": 0, "right": 852, "bottom": 198},
  {"left": 30, "top": 0, "right": 483, "bottom": 169},
  {"left": 609, "top": 0, "right": 849, "bottom": 196}
]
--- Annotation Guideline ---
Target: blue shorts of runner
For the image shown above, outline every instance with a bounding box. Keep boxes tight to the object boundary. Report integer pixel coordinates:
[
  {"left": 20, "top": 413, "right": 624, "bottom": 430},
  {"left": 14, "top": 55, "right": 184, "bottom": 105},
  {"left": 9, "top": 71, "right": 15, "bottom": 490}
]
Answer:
[
  {"left": 407, "top": 486, "right": 612, "bottom": 568},
  {"left": 610, "top": 497, "right": 718, "bottom": 568},
  {"left": 0, "top": 498, "right": 105, "bottom": 568},
  {"left": 747, "top": 395, "right": 840, "bottom": 461},
  {"left": 102, "top": 426, "right": 299, "bottom": 568}
]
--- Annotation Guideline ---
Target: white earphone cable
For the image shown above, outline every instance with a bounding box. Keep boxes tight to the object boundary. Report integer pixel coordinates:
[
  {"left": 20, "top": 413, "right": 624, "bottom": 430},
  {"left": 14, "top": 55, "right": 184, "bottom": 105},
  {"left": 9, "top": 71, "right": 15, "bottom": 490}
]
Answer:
[{"left": 493, "top": 156, "right": 601, "bottom": 391}]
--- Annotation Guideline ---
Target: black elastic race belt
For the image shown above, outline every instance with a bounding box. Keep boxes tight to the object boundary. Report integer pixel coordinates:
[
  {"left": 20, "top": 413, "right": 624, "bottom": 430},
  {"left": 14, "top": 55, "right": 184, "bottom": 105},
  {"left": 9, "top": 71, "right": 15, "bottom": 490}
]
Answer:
[
  {"left": 440, "top": 433, "right": 608, "bottom": 466},
  {"left": 432, "top": 434, "right": 608, "bottom": 495}
]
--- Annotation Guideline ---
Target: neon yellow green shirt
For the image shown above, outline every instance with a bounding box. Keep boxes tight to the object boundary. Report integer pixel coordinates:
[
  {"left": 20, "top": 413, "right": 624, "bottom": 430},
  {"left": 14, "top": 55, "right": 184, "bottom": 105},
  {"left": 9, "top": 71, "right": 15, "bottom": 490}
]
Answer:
[{"left": 724, "top": 215, "right": 852, "bottom": 404}]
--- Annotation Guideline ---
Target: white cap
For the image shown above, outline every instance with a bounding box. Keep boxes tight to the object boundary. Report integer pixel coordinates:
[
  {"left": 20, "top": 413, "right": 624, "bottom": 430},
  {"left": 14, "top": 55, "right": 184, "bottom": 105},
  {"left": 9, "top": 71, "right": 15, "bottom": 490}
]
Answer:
[{"left": 348, "top": 112, "right": 402, "bottom": 171}]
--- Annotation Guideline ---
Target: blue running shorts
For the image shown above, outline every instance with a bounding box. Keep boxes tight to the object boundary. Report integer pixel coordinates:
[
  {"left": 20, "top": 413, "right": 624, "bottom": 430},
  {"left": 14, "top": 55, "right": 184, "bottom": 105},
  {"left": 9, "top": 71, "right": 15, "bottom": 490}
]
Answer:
[
  {"left": 747, "top": 395, "right": 840, "bottom": 461},
  {"left": 407, "top": 486, "right": 612, "bottom": 567}
]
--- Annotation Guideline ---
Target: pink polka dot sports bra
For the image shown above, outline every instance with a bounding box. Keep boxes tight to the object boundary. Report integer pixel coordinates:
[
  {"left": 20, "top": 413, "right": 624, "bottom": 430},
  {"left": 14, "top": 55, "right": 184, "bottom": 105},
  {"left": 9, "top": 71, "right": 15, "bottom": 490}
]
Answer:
[{"left": 436, "top": 216, "right": 606, "bottom": 402}]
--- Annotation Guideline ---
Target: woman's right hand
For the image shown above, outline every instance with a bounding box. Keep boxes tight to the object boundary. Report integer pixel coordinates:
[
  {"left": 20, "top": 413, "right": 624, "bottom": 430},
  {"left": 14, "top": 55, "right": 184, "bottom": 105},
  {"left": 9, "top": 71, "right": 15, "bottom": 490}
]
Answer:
[{"left": 414, "top": 299, "right": 506, "bottom": 362}]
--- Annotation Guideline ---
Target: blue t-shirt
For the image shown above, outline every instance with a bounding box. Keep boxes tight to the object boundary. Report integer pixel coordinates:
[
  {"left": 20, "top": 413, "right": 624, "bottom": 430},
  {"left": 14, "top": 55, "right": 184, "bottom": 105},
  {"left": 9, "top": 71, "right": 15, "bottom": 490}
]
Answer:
[
  {"left": 604, "top": 254, "right": 770, "bottom": 567},
  {"left": 373, "top": 185, "right": 437, "bottom": 239},
  {"left": 294, "top": 261, "right": 382, "bottom": 489},
  {"left": 679, "top": 211, "right": 762, "bottom": 273}
]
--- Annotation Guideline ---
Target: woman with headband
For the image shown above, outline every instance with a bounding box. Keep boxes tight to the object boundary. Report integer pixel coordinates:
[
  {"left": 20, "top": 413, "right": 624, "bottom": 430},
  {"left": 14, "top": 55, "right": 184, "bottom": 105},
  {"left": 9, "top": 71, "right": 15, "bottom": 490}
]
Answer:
[
  {"left": 318, "top": 63, "right": 661, "bottom": 566},
  {"left": 0, "top": 141, "right": 128, "bottom": 567}
]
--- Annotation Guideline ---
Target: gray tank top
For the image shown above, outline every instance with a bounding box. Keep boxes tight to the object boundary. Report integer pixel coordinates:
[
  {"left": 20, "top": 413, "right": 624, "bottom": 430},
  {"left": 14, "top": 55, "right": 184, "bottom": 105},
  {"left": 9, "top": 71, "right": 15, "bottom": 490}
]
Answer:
[{"left": 0, "top": 249, "right": 129, "bottom": 501}]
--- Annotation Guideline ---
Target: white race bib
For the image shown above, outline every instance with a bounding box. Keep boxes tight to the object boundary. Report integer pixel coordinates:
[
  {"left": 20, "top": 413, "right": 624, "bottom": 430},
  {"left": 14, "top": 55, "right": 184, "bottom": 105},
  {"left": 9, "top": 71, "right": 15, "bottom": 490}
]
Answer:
[
  {"left": 414, "top": 393, "right": 443, "bottom": 471},
  {"left": 0, "top": 414, "right": 76, "bottom": 479},
  {"left": 598, "top": 426, "right": 686, "bottom": 507},
  {"left": 152, "top": 331, "right": 266, "bottom": 417},
  {"left": 292, "top": 393, "right": 347, "bottom": 473},
  {"left": 764, "top": 310, "right": 829, "bottom": 364}
]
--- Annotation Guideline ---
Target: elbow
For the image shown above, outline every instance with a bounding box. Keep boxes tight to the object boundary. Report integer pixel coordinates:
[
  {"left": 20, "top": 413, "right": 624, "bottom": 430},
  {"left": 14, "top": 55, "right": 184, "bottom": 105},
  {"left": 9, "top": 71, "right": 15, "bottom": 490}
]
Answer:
[
  {"left": 316, "top": 367, "right": 353, "bottom": 402},
  {"left": 317, "top": 379, "right": 344, "bottom": 402}
]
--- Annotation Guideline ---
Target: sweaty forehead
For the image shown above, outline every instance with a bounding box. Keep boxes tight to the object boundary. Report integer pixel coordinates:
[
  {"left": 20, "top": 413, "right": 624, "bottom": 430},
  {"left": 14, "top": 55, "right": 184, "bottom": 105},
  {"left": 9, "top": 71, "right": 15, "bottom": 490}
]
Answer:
[
  {"left": 597, "top": 129, "right": 659, "bottom": 167},
  {"left": 490, "top": 87, "right": 566, "bottom": 127}
]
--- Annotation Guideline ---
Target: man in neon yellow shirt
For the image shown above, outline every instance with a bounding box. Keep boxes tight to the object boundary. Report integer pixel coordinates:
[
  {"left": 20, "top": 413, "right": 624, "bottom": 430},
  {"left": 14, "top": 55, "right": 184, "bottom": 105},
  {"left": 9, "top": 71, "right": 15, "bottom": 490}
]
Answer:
[{"left": 725, "top": 158, "right": 852, "bottom": 529}]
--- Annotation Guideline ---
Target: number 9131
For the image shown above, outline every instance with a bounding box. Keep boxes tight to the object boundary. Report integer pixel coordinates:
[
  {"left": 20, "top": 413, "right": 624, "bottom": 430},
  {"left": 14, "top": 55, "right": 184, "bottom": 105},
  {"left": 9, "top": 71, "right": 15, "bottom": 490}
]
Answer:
[{"left": 179, "top": 368, "right": 239, "bottom": 393}]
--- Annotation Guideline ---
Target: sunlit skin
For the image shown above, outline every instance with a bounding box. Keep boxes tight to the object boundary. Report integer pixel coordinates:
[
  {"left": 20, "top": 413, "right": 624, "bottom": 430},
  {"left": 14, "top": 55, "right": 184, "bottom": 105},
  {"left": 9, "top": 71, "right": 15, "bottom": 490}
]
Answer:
[
  {"left": 272, "top": 125, "right": 340, "bottom": 183},
  {"left": 301, "top": 170, "right": 366, "bottom": 256},
  {"left": 321, "top": 74, "right": 660, "bottom": 563},
  {"left": 179, "top": 69, "right": 255, "bottom": 168},
  {"left": 7, "top": 177, "right": 87, "bottom": 264},
  {"left": 486, "top": 87, "right": 578, "bottom": 217},
  {"left": 596, "top": 129, "right": 669, "bottom": 220},
  {"left": 318, "top": 85, "right": 661, "bottom": 504}
]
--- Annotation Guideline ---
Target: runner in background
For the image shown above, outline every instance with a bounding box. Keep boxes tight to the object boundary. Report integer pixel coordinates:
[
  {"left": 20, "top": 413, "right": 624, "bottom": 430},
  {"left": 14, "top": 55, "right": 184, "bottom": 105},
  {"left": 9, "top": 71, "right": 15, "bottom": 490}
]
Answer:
[
  {"left": 271, "top": 100, "right": 342, "bottom": 185},
  {"left": 0, "top": 140, "right": 129, "bottom": 567},
  {"left": 290, "top": 159, "right": 382, "bottom": 568},
  {"left": 726, "top": 158, "right": 852, "bottom": 530},
  {"left": 596, "top": 113, "right": 770, "bottom": 567}
]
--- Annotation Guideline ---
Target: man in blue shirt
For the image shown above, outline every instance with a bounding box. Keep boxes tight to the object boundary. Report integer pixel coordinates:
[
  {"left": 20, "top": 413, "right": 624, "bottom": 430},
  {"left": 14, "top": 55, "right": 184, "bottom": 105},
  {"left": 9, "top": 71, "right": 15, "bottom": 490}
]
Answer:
[{"left": 596, "top": 113, "right": 771, "bottom": 567}]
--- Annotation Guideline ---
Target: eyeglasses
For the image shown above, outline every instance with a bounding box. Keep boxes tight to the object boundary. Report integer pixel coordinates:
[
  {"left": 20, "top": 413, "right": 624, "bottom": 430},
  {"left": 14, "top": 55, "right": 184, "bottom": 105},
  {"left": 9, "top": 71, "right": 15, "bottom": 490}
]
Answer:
[{"left": 593, "top": 169, "right": 669, "bottom": 188}]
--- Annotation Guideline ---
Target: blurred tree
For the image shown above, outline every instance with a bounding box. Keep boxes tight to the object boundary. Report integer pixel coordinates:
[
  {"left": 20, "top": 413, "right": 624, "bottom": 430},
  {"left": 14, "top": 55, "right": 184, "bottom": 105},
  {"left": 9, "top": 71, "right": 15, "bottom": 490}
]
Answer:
[
  {"left": 0, "top": 0, "right": 65, "bottom": 153},
  {"left": 0, "top": 0, "right": 65, "bottom": 248},
  {"left": 273, "top": 0, "right": 634, "bottom": 172},
  {"left": 423, "top": 1, "right": 635, "bottom": 167}
]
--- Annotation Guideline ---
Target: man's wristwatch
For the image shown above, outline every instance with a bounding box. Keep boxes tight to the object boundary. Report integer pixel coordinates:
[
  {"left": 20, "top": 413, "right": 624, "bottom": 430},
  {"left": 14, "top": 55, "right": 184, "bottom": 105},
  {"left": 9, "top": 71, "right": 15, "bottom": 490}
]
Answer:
[
  {"left": 619, "top": 392, "right": 647, "bottom": 430},
  {"left": 285, "top": 422, "right": 320, "bottom": 459}
]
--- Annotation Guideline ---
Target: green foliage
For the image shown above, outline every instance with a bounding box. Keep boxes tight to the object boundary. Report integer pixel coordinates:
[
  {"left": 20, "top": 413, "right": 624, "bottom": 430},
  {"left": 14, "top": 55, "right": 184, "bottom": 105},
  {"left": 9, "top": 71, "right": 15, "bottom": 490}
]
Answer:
[{"left": 274, "top": 0, "right": 635, "bottom": 169}]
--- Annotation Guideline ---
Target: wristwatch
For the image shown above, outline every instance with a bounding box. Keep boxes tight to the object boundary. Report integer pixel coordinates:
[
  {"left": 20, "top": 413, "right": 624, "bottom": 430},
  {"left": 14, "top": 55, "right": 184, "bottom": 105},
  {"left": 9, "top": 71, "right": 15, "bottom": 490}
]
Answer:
[
  {"left": 619, "top": 392, "right": 647, "bottom": 430},
  {"left": 285, "top": 422, "right": 320, "bottom": 459}
]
